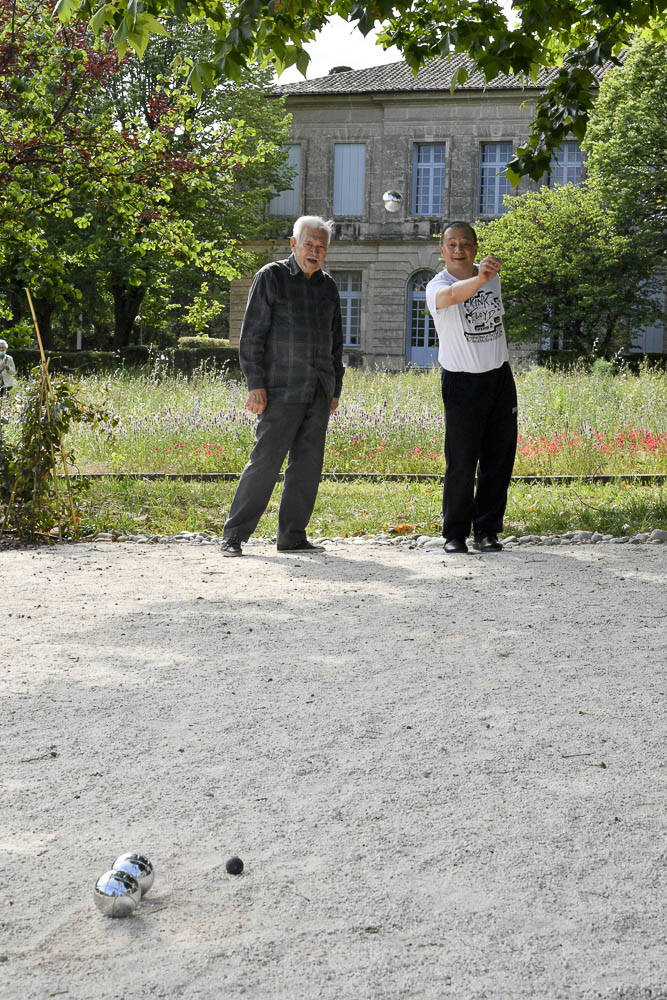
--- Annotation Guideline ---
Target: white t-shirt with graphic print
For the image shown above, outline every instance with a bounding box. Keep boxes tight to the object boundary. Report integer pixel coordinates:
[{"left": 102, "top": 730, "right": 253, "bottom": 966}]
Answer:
[{"left": 425, "top": 267, "right": 509, "bottom": 373}]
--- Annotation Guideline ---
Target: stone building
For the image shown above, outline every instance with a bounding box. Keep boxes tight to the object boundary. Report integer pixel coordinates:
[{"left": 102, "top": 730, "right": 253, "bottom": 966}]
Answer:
[{"left": 229, "top": 55, "right": 665, "bottom": 365}]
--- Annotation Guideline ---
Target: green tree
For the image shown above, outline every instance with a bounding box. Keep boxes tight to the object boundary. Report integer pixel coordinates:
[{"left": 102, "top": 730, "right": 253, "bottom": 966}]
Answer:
[
  {"left": 1, "top": 1, "right": 292, "bottom": 349},
  {"left": 0, "top": 0, "right": 119, "bottom": 344},
  {"left": 583, "top": 36, "right": 667, "bottom": 258},
  {"left": 475, "top": 184, "right": 661, "bottom": 357},
  {"left": 60, "top": 0, "right": 667, "bottom": 181},
  {"left": 93, "top": 22, "right": 292, "bottom": 346}
]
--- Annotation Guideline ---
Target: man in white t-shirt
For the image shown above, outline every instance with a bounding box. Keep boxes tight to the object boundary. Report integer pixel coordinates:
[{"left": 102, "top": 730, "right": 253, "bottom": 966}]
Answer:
[{"left": 426, "top": 222, "right": 517, "bottom": 554}]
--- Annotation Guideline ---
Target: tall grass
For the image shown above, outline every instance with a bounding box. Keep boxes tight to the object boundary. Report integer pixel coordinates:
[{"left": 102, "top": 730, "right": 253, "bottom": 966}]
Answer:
[{"left": 2, "top": 361, "right": 666, "bottom": 476}]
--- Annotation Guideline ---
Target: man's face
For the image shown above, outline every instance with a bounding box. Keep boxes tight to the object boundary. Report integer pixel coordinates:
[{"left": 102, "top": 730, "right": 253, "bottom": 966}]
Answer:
[
  {"left": 439, "top": 228, "right": 478, "bottom": 275},
  {"left": 290, "top": 226, "right": 329, "bottom": 278}
]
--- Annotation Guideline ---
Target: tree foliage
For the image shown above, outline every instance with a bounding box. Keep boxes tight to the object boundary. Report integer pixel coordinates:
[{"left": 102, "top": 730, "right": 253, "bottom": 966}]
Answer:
[
  {"left": 59, "top": 0, "right": 667, "bottom": 181},
  {"left": 0, "top": 1, "right": 292, "bottom": 349},
  {"left": 475, "top": 184, "right": 661, "bottom": 357},
  {"left": 0, "top": 0, "right": 119, "bottom": 343},
  {"left": 583, "top": 36, "right": 667, "bottom": 258}
]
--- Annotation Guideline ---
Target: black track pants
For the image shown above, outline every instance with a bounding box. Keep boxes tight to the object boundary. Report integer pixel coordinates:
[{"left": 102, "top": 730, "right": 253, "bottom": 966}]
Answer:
[{"left": 441, "top": 362, "right": 518, "bottom": 540}]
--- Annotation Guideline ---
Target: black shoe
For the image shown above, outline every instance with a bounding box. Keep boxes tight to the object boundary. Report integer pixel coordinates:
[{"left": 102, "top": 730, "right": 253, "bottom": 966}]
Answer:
[
  {"left": 473, "top": 533, "right": 503, "bottom": 552},
  {"left": 276, "top": 539, "right": 325, "bottom": 553},
  {"left": 220, "top": 537, "right": 243, "bottom": 556},
  {"left": 444, "top": 537, "right": 468, "bottom": 554}
]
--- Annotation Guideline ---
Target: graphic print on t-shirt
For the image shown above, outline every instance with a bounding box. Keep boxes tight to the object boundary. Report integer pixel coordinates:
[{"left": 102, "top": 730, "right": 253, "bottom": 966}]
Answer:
[{"left": 461, "top": 287, "right": 504, "bottom": 343}]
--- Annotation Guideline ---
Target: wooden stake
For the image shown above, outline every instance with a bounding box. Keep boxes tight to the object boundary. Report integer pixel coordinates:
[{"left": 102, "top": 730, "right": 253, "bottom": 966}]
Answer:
[{"left": 24, "top": 289, "right": 78, "bottom": 533}]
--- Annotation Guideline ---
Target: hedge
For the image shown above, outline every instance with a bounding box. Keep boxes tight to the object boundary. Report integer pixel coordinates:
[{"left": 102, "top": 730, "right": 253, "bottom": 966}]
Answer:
[
  {"left": 8, "top": 346, "right": 241, "bottom": 376},
  {"left": 177, "top": 336, "right": 230, "bottom": 349}
]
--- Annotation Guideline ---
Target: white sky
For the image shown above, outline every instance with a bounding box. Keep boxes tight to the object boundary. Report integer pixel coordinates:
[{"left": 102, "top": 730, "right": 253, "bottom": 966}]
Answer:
[
  {"left": 276, "top": 7, "right": 516, "bottom": 83},
  {"left": 276, "top": 16, "right": 402, "bottom": 83}
]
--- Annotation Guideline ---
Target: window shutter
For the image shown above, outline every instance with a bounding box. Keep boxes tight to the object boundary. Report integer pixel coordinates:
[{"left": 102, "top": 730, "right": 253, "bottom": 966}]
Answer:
[{"left": 333, "top": 144, "right": 366, "bottom": 216}]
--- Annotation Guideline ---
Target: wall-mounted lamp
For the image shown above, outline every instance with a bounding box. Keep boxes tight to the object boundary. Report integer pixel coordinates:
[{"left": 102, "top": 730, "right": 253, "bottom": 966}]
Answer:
[{"left": 382, "top": 190, "right": 403, "bottom": 214}]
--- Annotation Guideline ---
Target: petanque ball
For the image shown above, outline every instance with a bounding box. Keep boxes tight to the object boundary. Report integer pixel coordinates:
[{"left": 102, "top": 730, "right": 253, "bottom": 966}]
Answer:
[
  {"left": 225, "top": 856, "right": 244, "bottom": 875},
  {"left": 94, "top": 869, "right": 141, "bottom": 917},
  {"left": 112, "top": 852, "right": 154, "bottom": 896}
]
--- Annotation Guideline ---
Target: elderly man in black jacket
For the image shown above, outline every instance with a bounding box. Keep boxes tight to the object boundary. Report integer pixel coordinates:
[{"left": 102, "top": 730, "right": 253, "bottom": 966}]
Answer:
[{"left": 221, "top": 216, "right": 344, "bottom": 556}]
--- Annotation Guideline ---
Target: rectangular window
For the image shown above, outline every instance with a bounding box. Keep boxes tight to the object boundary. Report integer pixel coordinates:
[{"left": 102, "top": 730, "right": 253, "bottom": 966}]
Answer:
[
  {"left": 412, "top": 143, "right": 446, "bottom": 215},
  {"left": 333, "top": 144, "right": 366, "bottom": 216},
  {"left": 550, "top": 141, "right": 583, "bottom": 187},
  {"left": 630, "top": 276, "right": 665, "bottom": 353},
  {"left": 479, "top": 142, "right": 513, "bottom": 216},
  {"left": 268, "top": 144, "right": 301, "bottom": 216},
  {"left": 331, "top": 270, "right": 362, "bottom": 347}
]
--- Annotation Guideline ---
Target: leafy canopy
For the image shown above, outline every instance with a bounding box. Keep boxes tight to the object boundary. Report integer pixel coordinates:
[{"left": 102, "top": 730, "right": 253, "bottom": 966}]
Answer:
[
  {"left": 475, "top": 184, "right": 661, "bottom": 357},
  {"left": 0, "top": 1, "right": 292, "bottom": 347},
  {"left": 583, "top": 36, "right": 667, "bottom": 257},
  {"left": 58, "top": 0, "right": 667, "bottom": 180}
]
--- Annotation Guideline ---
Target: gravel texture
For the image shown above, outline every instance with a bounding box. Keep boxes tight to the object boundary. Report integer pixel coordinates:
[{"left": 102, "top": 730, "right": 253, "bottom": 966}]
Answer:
[{"left": 2, "top": 538, "right": 666, "bottom": 1000}]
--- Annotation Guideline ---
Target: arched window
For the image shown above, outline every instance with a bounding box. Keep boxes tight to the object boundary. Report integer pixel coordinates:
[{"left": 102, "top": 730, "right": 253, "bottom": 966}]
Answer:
[{"left": 406, "top": 270, "right": 437, "bottom": 367}]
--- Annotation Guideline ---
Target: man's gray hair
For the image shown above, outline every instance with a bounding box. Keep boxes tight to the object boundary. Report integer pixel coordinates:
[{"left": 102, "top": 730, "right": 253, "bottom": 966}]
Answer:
[
  {"left": 292, "top": 216, "right": 334, "bottom": 245},
  {"left": 0, "top": 340, "right": 8, "bottom": 350}
]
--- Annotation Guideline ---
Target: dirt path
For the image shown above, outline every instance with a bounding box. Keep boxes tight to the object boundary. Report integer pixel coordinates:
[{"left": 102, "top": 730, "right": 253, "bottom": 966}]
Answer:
[{"left": 2, "top": 541, "right": 666, "bottom": 1000}]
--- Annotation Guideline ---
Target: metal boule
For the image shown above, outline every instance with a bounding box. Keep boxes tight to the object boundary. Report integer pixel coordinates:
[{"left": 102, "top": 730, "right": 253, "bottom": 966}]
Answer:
[
  {"left": 112, "top": 852, "right": 154, "bottom": 896},
  {"left": 382, "top": 190, "right": 403, "bottom": 213},
  {"left": 94, "top": 869, "right": 141, "bottom": 917}
]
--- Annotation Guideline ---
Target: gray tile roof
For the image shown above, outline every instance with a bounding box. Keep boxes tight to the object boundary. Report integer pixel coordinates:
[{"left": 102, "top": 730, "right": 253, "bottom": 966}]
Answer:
[{"left": 276, "top": 53, "right": 615, "bottom": 96}]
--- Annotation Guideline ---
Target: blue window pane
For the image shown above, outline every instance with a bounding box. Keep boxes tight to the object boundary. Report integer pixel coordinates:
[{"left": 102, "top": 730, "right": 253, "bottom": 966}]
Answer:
[
  {"left": 332, "top": 270, "right": 362, "bottom": 346},
  {"left": 333, "top": 144, "right": 366, "bottom": 216},
  {"left": 479, "top": 142, "right": 513, "bottom": 215},
  {"left": 550, "top": 141, "right": 582, "bottom": 187},
  {"left": 268, "top": 145, "right": 301, "bottom": 216},
  {"left": 413, "top": 143, "right": 446, "bottom": 215},
  {"left": 408, "top": 271, "right": 437, "bottom": 348}
]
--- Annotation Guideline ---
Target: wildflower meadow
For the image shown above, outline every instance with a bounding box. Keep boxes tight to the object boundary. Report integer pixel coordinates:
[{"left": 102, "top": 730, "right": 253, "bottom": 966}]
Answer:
[{"left": 54, "top": 361, "right": 667, "bottom": 477}]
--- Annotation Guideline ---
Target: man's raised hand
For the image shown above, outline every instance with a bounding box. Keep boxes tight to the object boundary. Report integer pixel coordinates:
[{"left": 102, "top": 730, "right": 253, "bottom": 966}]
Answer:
[{"left": 478, "top": 255, "right": 503, "bottom": 283}]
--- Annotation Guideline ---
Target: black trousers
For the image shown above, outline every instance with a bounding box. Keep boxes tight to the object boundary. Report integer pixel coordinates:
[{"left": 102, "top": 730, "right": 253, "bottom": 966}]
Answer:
[
  {"left": 441, "top": 362, "right": 517, "bottom": 540},
  {"left": 223, "top": 384, "right": 330, "bottom": 546}
]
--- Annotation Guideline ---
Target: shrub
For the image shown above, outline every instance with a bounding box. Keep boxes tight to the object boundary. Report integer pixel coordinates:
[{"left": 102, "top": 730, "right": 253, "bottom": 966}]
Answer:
[
  {"left": 7, "top": 345, "right": 239, "bottom": 375},
  {"left": 0, "top": 367, "right": 116, "bottom": 538},
  {"left": 177, "top": 336, "right": 230, "bottom": 349}
]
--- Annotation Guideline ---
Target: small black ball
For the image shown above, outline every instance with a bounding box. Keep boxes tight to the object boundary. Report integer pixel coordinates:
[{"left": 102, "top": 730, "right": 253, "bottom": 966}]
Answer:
[{"left": 225, "top": 856, "right": 244, "bottom": 875}]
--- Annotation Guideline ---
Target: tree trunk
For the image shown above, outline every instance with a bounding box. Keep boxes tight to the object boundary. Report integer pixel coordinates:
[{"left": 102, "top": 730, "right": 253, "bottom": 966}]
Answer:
[
  {"left": 111, "top": 283, "right": 145, "bottom": 350},
  {"left": 33, "top": 299, "right": 54, "bottom": 350}
]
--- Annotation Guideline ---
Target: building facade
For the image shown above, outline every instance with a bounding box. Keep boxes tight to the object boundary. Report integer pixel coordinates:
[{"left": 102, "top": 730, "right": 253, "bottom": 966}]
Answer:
[{"left": 229, "top": 55, "right": 665, "bottom": 365}]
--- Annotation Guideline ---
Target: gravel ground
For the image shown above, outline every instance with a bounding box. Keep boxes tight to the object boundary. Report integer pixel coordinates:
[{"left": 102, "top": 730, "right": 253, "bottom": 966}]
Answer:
[{"left": 2, "top": 539, "right": 666, "bottom": 1000}]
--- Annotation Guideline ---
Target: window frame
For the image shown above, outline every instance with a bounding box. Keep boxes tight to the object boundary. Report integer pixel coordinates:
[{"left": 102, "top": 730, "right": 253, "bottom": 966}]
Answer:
[
  {"left": 478, "top": 140, "right": 514, "bottom": 217},
  {"left": 331, "top": 269, "right": 363, "bottom": 348},
  {"left": 406, "top": 269, "right": 438, "bottom": 362},
  {"left": 268, "top": 143, "right": 303, "bottom": 217},
  {"left": 411, "top": 142, "right": 447, "bottom": 216},
  {"left": 549, "top": 140, "right": 583, "bottom": 188}
]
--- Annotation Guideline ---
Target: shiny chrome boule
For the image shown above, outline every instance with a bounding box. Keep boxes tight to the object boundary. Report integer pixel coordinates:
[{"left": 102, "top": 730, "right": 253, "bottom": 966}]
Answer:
[
  {"left": 112, "top": 852, "right": 154, "bottom": 896},
  {"left": 382, "top": 190, "right": 403, "bottom": 214},
  {"left": 94, "top": 870, "right": 141, "bottom": 917}
]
